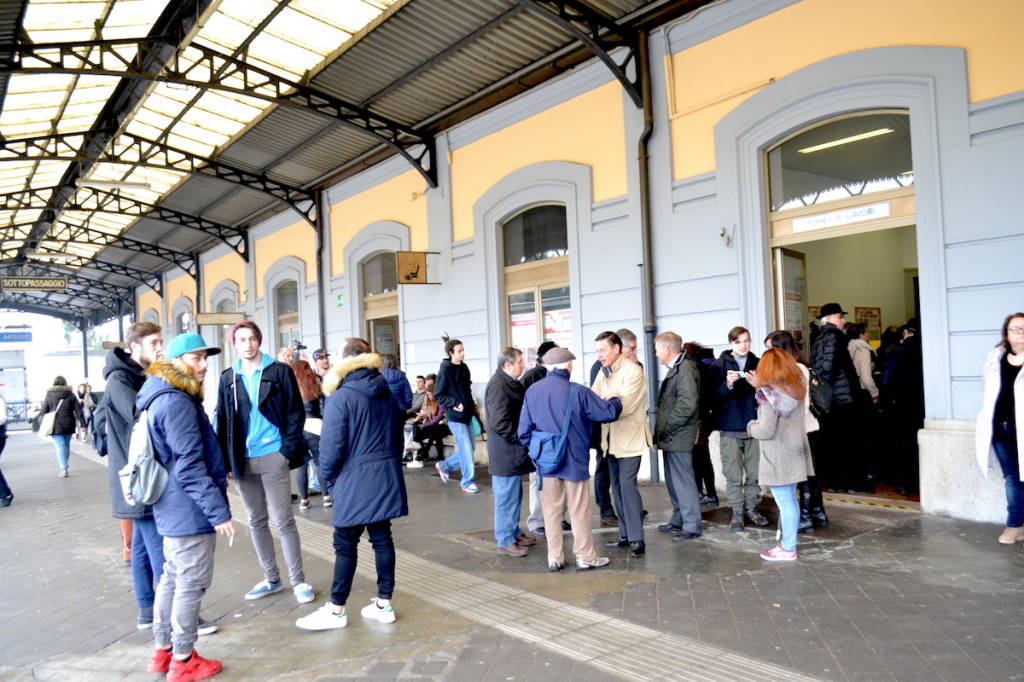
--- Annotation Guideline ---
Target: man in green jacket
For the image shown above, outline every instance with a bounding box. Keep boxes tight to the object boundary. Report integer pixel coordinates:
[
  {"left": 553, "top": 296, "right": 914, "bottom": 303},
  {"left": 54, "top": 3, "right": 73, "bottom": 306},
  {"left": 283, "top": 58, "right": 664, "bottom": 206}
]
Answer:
[{"left": 654, "top": 332, "right": 703, "bottom": 542}]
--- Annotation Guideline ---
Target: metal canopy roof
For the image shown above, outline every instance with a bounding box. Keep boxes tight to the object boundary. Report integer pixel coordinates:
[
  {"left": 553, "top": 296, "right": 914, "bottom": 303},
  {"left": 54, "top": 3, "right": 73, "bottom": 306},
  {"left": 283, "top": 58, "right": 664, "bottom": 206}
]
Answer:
[{"left": 0, "top": 0, "right": 711, "bottom": 327}]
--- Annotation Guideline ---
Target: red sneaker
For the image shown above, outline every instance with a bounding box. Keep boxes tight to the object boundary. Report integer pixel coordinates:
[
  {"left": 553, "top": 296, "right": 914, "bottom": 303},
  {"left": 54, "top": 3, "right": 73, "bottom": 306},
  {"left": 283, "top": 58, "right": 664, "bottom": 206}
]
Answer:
[
  {"left": 147, "top": 647, "right": 172, "bottom": 673},
  {"left": 167, "top": 651, "right": 222, "bottom": 682}
]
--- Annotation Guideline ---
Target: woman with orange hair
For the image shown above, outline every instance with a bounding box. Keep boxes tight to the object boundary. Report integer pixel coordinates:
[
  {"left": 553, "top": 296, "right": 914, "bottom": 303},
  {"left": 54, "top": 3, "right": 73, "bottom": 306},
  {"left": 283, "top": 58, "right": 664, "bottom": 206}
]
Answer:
[{"left": 745, "top": 348, "right": 814, "bottom": 561}]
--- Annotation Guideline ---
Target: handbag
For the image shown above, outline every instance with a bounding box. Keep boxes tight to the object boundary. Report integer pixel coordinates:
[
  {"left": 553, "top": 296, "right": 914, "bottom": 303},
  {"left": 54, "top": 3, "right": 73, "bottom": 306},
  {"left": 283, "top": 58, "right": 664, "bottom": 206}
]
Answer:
[
  {"left": 807, "top": 367, "right": 832, "bottom": 418},
  {"left": 38, "top": 398, "right": 64, "bottom": 439},
  {"left": 528, "top": 384, "right": 579, "bottom": 488},
  {"left": 470, "top": 415, "right": 483, "bottom": 439}
]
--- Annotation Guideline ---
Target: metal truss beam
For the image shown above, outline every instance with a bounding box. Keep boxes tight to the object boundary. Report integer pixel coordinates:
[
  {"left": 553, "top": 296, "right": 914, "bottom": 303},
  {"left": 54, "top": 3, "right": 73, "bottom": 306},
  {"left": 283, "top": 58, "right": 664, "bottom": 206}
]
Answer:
[
  {"left": 0, "top": 37, "right": 438, "bottom": 187},
  {"left": 0, "top": 291, "right": 95, "bottom": 324},
  {"left": 0, "top": 131, "right": 316, "bottom": 223},
  {"left": 517, "top": 0, "right": 642, "bottom": 107},
  {"left": 0, "top": 185, "right": 247, "bottom": 260},
  {"left": 0, "top": 262, "right": 133, "bottom": 304},
  {"left": 0, "top": 221, "right": 197, "bottom": 277}
]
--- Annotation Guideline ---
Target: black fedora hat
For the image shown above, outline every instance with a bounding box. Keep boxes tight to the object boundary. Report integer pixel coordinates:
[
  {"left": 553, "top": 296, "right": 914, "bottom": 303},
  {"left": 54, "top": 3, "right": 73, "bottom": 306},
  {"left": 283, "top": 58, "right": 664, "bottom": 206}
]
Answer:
[{"left": 820, "top": 302, "right": 848, "bottom": 317}]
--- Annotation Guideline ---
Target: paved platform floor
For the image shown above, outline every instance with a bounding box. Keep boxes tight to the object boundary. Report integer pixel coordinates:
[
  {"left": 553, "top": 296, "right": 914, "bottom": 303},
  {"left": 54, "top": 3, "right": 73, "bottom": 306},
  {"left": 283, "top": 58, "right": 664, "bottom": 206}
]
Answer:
[{"left": 1, "top": 429, "right": 1022, "bottom": 681}]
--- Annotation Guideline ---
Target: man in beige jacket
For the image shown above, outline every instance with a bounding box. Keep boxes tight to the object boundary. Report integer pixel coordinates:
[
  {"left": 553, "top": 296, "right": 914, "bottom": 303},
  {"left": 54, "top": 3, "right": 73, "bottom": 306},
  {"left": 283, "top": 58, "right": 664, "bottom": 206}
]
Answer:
[{"left": 592, "top": 331, "right": 651, "bottom": 557}]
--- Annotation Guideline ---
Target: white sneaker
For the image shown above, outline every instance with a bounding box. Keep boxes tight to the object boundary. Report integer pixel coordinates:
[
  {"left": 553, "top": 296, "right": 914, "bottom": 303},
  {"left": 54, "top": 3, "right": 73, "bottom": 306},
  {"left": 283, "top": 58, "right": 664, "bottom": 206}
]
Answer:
[
  {"left": 295, "top": 603, "right": 347, "bottom": 631},
  {"left": 360, "top": 599, "right": 396, "bottom": 624},
  {"left": 293, "top": 582, "right": 315, "bottom": 604},
  {"left": 407, "top": 459, "right": 424, "bottom": 468}
]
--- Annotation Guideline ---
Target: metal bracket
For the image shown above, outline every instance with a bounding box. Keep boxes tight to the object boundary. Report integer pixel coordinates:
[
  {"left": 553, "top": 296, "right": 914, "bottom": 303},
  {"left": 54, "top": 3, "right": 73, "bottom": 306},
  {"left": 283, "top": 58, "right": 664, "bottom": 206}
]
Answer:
[{"left": 517, "top": 0, "right": 643, "bottom": 108}]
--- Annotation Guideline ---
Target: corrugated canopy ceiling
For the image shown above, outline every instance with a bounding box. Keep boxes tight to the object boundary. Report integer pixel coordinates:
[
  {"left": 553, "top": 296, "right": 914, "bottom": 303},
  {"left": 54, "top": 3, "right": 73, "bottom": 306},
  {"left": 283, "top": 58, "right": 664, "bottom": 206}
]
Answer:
[{"left": 0, "top": 0, "right": 706, "bottom": 325}]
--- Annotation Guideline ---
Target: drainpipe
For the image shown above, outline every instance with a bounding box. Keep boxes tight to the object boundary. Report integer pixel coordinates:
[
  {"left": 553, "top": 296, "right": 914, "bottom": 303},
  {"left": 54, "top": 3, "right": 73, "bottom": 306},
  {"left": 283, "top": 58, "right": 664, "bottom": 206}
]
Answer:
[
  {"left": 637, "top": 29, "right": 660, "bottom": 485},
  {"left": 314, "top": 190, "right": 328, "bottom": 350}
]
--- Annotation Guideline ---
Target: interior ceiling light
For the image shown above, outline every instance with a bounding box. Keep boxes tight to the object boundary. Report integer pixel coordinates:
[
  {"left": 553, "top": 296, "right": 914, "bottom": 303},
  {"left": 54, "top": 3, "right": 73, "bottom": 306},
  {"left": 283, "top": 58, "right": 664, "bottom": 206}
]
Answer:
[
  {"left": 797, "top": 128, "right": 894, "bottom": 154},
  {"left": 76, "top": 180, "right": 153, "bottom": 191}
]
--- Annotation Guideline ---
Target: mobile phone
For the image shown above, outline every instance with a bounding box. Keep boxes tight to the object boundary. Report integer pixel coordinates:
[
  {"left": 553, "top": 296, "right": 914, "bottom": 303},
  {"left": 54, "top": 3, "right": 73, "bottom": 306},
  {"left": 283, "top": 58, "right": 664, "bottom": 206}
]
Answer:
[{"left": 735, "top": 371, "right": 746, "bottom": 379}]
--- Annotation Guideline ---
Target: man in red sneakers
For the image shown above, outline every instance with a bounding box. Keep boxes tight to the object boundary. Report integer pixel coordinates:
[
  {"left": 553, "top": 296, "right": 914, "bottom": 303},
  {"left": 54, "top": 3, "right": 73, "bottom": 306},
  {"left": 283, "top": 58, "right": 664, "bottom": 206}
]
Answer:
[{"left": 139, "top": 333, "right": 234, "bottom": 681}]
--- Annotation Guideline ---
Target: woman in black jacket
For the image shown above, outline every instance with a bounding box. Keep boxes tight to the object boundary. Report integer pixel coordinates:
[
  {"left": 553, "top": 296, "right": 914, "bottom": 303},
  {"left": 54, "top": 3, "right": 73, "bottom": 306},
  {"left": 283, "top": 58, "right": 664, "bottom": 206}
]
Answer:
[
  {"left": 291, "top": 359, "right": 328, "bottom": 511},
  {"left": 433, "top": 338, "right": 479, "bottom": 493},
  {"left": 40, "top": 376, "right": 84, "bottom": 478}
]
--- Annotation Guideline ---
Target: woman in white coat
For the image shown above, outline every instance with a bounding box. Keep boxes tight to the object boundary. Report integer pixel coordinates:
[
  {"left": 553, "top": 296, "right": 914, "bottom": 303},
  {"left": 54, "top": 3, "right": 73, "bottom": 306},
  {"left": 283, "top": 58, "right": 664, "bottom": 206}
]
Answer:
[{"left": 976, "top": 312, "right": 1024, "bottom": 545}]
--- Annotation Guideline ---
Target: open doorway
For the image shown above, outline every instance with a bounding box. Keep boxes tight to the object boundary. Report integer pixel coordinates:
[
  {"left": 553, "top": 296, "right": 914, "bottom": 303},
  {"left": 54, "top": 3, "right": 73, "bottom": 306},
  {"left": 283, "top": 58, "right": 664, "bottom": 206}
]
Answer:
[{"left": 767, "top": 111, "right": 923, "bottom": 501}]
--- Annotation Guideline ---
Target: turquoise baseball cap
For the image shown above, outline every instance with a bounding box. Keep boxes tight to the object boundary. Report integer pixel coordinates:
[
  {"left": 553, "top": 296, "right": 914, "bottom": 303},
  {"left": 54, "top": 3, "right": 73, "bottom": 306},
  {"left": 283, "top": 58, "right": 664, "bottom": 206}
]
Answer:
[{"left": 166, "top": 333, "right": 222, "bottom": 360}]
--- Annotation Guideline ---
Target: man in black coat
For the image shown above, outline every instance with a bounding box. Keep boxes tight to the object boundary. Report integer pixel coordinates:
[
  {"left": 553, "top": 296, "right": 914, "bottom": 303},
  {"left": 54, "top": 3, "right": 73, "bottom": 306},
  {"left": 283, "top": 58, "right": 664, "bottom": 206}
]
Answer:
[
  {"left": 216, "top": 321, "right": 313, "bottom": 605},
  {"left": 485, "top": 347, "right": 536, "bottom": 558},
  {"left": 810, "top": 302, "right": 862, "bottom": 491},
  {"left": 521, "top": 341, "right": 558, "bottom": 389},
  {"left": 103, "top": 321, "right": 168, "bottom": 629}
]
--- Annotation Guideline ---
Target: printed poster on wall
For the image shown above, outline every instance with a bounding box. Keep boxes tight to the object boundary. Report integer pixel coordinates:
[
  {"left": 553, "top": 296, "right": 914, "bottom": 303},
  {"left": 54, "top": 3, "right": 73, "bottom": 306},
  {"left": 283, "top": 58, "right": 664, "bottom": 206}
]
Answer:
[{"left": 854, "top": 306, "right": 882, "bottom": 341}]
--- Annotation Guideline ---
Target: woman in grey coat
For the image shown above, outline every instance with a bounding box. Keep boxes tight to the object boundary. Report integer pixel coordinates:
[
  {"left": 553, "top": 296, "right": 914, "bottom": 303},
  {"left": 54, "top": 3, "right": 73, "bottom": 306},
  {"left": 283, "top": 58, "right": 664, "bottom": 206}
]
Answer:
[{"left": 746, "top": 348, "right": 813, "bottom": 562}]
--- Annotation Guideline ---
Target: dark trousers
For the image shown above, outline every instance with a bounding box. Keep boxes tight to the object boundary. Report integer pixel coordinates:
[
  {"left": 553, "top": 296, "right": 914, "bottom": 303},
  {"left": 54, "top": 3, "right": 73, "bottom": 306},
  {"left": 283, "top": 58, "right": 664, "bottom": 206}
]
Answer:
[
  {"left": 131, "top": 516, "right": 165, "bottom": 608},
  {"left": 416, "top": 423, "right": 450, "bottom": 460},
  {"left": 593, "top": 449, "right": 615, "bottom": 517},
  {"left": 331, "top": 520, "right": 395, "bottom": 607},
  {"left": 0, "top": 428, "right": 10, "bottom": 501},
  {"left": 663, "top": 451, "right": 702, "bottom": 533},
  {"left": 994, "top": 422, "right": 1024, "bottom": 528},
  {"left": 295, "top": 433, "right": 322, "bottom": 499},
  {"left": 817, "top": 402, "right": 858, "bottom": 490},
  {"left": 692, "top": 440, "right": 716, "bottom": 498},
  {"left": 609, "top": 455, "right": 644, "bottom": 543}
]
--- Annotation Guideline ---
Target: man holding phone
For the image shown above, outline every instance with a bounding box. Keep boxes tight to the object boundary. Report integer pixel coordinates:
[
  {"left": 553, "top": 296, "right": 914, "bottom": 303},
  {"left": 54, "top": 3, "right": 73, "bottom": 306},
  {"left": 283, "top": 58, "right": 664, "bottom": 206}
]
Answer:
[{"left": 714, "top": 326, "right": 768, "bottom": 532}]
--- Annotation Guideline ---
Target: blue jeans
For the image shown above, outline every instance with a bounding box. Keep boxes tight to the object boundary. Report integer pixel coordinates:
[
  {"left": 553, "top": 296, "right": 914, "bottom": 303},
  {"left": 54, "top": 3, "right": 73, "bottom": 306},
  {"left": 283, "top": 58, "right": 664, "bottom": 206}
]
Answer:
[
  {"left": 993, "top": 422, "right": 1024, "bottom": 527},
  {"left": 771, "top": 484, "right": 800, "bottom": 552},
  {"left": 52, "top": 433, "right": 71, "bottom": 470},
  {"left": 491, "top": 474, "right": 524, "bottom": 547},
  {"left": 132, "top": 517, "right": 165, "bottom": 608},
  {"left": 440, "top": 421, "right": 475, "bottom": 489}
]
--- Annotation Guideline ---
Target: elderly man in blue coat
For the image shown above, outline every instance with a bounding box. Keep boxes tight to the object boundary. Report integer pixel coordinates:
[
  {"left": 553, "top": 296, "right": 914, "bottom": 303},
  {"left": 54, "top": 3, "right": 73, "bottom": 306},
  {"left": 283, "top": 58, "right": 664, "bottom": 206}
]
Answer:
[
  {"left": 518, "top": 347, "right": 623, "bottom": 572},
  {"left": 137, "top": 333, "right": 234, "bottom": 682},
  {"left": 296, "top": 337, "right": 408, "bottom": 631}
]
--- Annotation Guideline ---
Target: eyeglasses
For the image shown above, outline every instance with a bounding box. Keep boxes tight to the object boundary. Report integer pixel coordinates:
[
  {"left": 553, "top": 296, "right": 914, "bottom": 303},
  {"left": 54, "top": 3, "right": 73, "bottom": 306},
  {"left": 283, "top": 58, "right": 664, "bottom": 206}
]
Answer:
[{"left": 1008, "top": 326, "right": 1024, "bottom": 333}]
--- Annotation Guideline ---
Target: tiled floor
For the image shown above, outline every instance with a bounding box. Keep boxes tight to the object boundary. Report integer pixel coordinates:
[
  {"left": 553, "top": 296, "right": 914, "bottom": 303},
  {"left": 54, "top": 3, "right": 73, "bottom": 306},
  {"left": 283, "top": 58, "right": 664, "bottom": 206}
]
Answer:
[{"left": 2, "top": 430, "right": 1022, "bottom": 681}]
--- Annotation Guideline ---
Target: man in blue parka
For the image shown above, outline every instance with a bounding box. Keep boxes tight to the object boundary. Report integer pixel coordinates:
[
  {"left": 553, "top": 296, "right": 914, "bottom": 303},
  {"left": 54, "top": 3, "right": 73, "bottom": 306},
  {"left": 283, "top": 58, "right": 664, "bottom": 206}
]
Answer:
[
  {"left": 138, "top": 333, "right": 234, "bottom": 682},
  {"left": 295, "top": 337, "right": 408, "bottom": 631},
  {"left": 518, "top": 347, "right": 623, "bottom": 573}
]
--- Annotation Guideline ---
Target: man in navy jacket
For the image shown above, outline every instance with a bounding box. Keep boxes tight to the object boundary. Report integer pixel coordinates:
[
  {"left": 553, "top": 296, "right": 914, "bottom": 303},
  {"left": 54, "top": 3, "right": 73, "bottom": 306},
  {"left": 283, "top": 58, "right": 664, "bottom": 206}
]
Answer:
[
  {"left": 518, "top": 347, "right": 622, "bottom": 572},
  {"left": 139, "top": 333, "right": 234, "bottom": 682}
]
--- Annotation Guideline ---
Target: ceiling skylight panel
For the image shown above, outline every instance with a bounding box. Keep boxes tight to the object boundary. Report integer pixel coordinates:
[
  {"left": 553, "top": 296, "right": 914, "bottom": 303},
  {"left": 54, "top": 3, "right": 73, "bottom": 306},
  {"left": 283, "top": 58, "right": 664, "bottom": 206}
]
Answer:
[
  {"left": 292, "top": 0, "right": 394, "bottom": 34},
  {"left": 192, "top": 91, "right": 264, "bottom": 125},
  {"left": 22, "top": 1, "right": 108, "bottom": 42},
  {"left": 197, "top": 11, "right": 267, "bottom": 55},
  {"left": 103, "top": 0, "right": 171, "bottom": 39},
  {"left": 160, "top": 118, "right": 233, "bottom": 151},
  {"left": 245, "top": 33, "right": 328, "bottom": 78}
]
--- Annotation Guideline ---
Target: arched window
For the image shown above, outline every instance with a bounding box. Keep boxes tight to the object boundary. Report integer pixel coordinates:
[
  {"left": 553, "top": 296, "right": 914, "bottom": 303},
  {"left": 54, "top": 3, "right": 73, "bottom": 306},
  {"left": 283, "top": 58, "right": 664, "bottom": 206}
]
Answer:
[
  {"left": 502, "top": 204, "right": 570, "bottom": 367},
  {"left": 142, "top": 308, "right": 159, "bottom": 325},
  {"left": 274, "top": 280, "right": 300, "bottom": 350},
  {"left": 360, "top": 252, "right": 399, "bottom": 356},
  {"left": 175, "top": 310, "right": 191, "bottom": 335}
]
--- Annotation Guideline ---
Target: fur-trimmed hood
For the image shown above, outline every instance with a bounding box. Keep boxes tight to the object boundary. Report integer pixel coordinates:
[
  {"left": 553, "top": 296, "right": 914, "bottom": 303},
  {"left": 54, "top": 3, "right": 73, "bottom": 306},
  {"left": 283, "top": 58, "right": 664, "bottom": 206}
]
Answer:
[
  {"left": 46, "top": 385, "right": 73, "bottom": 394},
  {"left": 145, "top": 360, "right": 203, "bottom": 398},
  {"left": 322, "top": 353, "right": 383, "bottom": 396}
]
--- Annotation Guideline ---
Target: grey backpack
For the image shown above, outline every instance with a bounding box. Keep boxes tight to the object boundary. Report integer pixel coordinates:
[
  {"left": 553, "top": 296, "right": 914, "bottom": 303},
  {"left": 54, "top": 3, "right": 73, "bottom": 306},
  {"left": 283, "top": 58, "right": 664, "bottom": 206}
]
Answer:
[{"left": 118, "top": 389, "right": 176, "bottom": 506}]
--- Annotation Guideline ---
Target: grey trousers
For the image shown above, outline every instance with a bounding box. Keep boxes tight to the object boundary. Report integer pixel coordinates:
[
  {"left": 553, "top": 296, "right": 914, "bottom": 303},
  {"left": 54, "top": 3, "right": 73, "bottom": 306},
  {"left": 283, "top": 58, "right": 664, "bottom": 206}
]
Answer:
[
  {"left": 719, "top": 436, "right": 761, "bottom": 512},
  {"left": 664, "top": 451, "right": 702, "bottom": 533},
  {"left": 609, "top": 455, "right": 644, "bottom": 543},
  {"left": 235, "top": 453, "right": 305, "bottom": 586},
  {"left": 154, "top": 533, "right": 216, "bottom": 656}
]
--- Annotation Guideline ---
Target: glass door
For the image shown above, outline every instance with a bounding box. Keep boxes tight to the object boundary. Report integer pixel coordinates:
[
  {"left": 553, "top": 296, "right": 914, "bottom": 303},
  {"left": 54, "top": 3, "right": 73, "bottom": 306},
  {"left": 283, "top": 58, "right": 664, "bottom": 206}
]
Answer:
[{"left": 773, "top": 247, "right": 809, "bottom": 348}]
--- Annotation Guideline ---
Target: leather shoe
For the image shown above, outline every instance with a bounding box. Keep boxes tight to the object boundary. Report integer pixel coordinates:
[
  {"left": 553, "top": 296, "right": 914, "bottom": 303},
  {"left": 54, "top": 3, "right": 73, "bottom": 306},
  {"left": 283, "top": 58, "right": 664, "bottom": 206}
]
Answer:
[
  {"left": 629, "top": 541, "right": 645, "bottom": 557},
  {"left": 606, "top": 538, "right": 629, "bottom": 548},
  {"left": 497, "top": 544, "right": 527, "bottom": 557},
  {"left": 601, "top": 515, "right": 619, "bottom": 526},
  {"left": 516, "top": 533, "right": 538, "bottom": 547},
  {"left": 672, "top": 531, "right": 702, "bottom": 542},
  {"left": 561, "top": 520, "right": 572, "bottom": 532},
  {"left": 745, "top": 509, "right": 770, "bottom": 527},
  {"left": 657, "top": 523, "right": 682, "bottom": 533}
]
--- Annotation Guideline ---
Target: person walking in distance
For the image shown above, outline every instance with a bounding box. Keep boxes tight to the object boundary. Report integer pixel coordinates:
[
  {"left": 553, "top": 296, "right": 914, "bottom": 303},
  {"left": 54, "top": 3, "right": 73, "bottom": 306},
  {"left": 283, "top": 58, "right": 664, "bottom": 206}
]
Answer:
[
  {"left": 592, "top": 331, "right": 651, "bottom": 558},
  {"left": 434, "top": 338, "right": 480, "bottom": 493},
  {"left": 295, "top": 338, "right": 408, "bottom": 630},
  {"left": 653, "top": 332, "right": 704, "bottom": 542},
  {"left": 216, "top": 321, "right": 314, "bottom": 605},
  {"left": 40, "top": 376, "right": 84, "bottom": 478},
  {"left": 485, "top": 347, "right": 537, "bottom": 558},
  {"left": 0, "top": 393, "right": 10, "bottom": 508},
  {"left": 519, "top": 347, "right": 622, "bottom": 571},
  {"left": 139, "top": 333, "right": 235, "bottom": 682},
  {"left": 975, "top": 312, "right": 1024, "bottom": 545},
  {"left": 714, "top": 327, "right": 768, "bottom": 531}
]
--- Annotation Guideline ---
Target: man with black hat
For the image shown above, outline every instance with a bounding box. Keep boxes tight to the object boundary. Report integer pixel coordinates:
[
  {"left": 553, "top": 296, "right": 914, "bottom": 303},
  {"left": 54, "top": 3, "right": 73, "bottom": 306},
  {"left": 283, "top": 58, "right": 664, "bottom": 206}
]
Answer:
[{"left": 810, "top": 302, "right": 860, "bottom": 491}]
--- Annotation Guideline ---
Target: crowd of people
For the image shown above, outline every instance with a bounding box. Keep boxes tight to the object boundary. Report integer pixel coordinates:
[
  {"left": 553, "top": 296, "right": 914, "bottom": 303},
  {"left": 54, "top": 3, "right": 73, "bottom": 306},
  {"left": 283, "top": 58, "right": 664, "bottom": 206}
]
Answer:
[{"left": 2, "top": 305, "right": 1020, "bottom": 682}]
